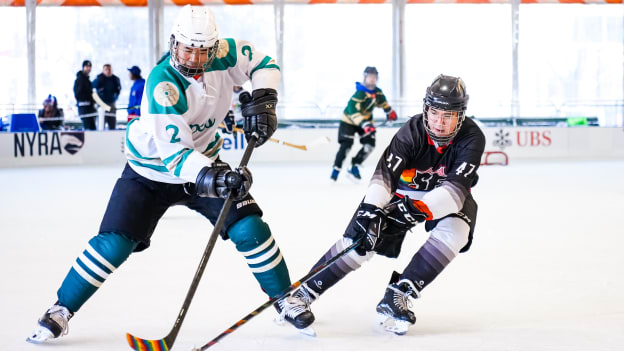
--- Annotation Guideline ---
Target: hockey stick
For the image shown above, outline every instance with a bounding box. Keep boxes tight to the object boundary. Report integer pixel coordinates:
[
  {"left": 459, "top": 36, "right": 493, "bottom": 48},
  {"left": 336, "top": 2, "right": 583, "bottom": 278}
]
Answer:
[
  {"left": 192, "top": 237, "right": 363, "bottom": 350},
  {"left": 126, "top": 133, "right": 259, "bottom": 351},
  {"left": 118, "top": 105, "right": 141, "bottom": 111},
  {"left": 92, "top": 92, "right": 112, "bottom": 112},
  {"left": 233, "top": 127, "right": 330, "bottom": 151}
]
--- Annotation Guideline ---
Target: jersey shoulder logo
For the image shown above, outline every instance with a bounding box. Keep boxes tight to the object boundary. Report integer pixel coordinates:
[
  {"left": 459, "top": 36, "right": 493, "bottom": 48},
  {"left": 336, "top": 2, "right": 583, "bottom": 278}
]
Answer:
[
  {"left": 153, "top": 81, "right": 180, "bottom": 107},
  {"left": 216, "top": 39, "right": 230, "bottom": 59},
  {"left": 206, "top": 39, "right": 238, "bottom": 72}
]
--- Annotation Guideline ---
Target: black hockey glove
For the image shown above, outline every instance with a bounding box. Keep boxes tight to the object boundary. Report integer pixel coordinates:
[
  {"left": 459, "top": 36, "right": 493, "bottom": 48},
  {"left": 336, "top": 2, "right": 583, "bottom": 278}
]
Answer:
[
  {"left": 384, "top": 196, "right": 430, "bottom": 232},
  {"left": 346, "top": 203, "right": 386, "bottom": 256},
  {"left": 221, "top": 110, "right": 235, "bottom": 134},
  {"left": 240, "top": 88, "right": 278, "bottom": 147},
  {"left": 195, "top": 162, "right": 253, "bottom": 200}
]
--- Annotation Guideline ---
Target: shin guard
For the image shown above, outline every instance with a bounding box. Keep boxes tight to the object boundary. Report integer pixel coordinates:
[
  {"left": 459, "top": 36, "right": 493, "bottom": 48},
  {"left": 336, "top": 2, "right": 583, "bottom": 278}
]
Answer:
[
  {"left": 228, "top": 215, "right": 290, "bottom": 298},
  {"left": 57, "top": 232, "right": 138, "bottom": 313},
  {"left": 400, "top": 217, "right": 469, "bottom": 291},
  {"left": 306, "top": 237, "right": 374, "bottom": 296}
]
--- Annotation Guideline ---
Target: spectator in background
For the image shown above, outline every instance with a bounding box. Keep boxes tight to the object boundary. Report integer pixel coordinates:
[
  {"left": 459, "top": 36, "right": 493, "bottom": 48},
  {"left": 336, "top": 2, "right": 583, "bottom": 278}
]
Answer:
[
  {"left": 92, "top": 64, "right": 121, "bottom": 130},
  {"left": 127, "top": 65, "right": 145, "bottom": 122},
  {"left": 73, "top": 60, "right": 97, "bottom": 130},
  {"left": 38, "top": 94, "right": 64, "bottom": 130}
]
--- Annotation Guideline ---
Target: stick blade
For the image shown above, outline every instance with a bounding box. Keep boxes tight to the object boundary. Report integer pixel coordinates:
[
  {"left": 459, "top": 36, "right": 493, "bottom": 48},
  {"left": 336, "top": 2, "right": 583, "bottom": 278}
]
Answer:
[
  {"left": 126, "top": 332, "right": 170, "bottom": 351},
  {"left": 306, "top": 136, "right": 331, "bottom": 149}
]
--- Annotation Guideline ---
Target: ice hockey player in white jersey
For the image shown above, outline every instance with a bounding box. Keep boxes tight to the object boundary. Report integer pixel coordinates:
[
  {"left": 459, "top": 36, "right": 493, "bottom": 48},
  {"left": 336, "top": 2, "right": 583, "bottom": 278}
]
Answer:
[{"left": 27, "top": 5, "right": 313, "bottom": 344}]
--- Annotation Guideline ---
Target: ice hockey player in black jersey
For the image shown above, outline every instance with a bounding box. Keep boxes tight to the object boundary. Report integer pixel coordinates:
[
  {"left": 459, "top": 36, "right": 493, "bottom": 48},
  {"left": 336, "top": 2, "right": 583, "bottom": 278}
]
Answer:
[
  {"left": 292, "top": 74, "right": 485, "bottom": 335},
  {"left": 331, "top": 66, "right": 397, "bottom": 181}
]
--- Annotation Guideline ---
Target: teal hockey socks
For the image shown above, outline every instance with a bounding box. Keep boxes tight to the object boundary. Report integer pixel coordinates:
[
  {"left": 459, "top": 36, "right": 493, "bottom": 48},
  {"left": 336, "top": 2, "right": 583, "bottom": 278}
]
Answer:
[
  {"left": 227, "top": 215, "right": 290, "bottom": 297},
  {"left": 56, "top": 232, "right": 138, "bottom": 313}
]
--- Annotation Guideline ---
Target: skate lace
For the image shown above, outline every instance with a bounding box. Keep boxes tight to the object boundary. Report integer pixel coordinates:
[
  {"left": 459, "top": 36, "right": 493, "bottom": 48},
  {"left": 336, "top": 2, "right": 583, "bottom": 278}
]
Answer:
[
  {"left": 393, "top": 291, "right": 412, "bottom": 312},
  {"left": 48, "top": 305, "right": 72, "bottom": 336},
  {"left": 293, "top": 287, "right": 315, "bottom": 307},
  {"left": 279, "top": 296, "right": 308, "bottom": 319}
]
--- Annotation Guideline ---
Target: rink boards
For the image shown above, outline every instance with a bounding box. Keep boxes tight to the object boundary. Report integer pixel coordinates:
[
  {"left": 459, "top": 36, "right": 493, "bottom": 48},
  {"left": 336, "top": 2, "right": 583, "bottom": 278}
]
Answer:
[{"left": 1, "top": 126, "right": 623, "bottom": 168}]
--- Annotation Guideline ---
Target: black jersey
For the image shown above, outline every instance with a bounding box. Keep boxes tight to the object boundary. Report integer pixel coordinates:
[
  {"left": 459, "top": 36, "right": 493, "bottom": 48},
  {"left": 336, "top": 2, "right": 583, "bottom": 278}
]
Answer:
[{"left": 365, "top": 114, "right": 485, "bottom": 217}]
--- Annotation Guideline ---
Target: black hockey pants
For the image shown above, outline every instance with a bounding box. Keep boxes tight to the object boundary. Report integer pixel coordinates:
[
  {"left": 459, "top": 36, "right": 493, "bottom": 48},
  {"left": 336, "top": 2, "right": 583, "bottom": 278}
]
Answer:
[{"left": 333, "top": 122, "right": 376, "bottom": 169}]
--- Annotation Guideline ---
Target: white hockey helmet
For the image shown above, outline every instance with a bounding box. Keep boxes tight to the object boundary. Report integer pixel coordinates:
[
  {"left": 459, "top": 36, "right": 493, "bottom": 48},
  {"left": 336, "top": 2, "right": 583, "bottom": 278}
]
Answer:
[{"left": 169, "top": 5, "right": 220, "bottom": 77}]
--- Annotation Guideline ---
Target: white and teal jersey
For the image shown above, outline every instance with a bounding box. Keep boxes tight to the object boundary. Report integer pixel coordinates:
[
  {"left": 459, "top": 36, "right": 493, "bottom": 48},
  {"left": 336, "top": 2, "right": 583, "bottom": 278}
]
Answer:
[{"left": 126, "top": 38, "right": 280, "bottom": 184}]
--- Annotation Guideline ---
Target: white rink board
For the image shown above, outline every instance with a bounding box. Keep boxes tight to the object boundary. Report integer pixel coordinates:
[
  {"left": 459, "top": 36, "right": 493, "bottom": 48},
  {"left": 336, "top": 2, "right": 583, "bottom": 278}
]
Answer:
[
  {"left": 0, "top": 130, "right": 127, "bottom": 167},
  {"left": 1, "top": 125, "right": 623, "bottom": 168}
]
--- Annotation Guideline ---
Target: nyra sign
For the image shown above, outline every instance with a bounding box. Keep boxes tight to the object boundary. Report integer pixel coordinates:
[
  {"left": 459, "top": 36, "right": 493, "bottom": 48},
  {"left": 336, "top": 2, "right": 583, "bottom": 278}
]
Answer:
[{"left": 13, "top": 132, "right": 85, "bottom": 158}]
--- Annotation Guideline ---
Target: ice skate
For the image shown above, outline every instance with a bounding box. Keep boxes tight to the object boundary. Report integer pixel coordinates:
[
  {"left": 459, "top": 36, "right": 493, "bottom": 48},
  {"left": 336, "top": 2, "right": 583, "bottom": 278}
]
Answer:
[
  {"left": 330, "top": 167, "right": 340, "bottom": 181},
  {"left": 293, "top": 283, "right": 317, "bottom": 306},
  {"left": 347, "top": 165, "right": 361, "bottom": 181},
  {"left": 375, "top": 279, "right": 418, "bottom": 335},
  {"left": 274, "top": 289, "right": 316, "bottom": 336},
  {"left": 26, "top": 302, "right": 73, "bottom": 344}
]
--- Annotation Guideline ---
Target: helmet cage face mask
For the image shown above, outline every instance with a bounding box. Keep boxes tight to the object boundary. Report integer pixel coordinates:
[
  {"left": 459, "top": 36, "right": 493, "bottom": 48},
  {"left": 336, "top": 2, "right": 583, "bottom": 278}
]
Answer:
[
  {"left": 169, "top": 35, "right": 219, "bottom": 77},
  {"left": 423, "top": 105, "right": 465, "bottom": 145}
]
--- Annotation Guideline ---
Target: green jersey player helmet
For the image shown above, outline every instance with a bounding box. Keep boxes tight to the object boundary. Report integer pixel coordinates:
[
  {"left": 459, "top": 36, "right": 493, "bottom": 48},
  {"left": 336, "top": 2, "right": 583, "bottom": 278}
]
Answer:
[{"left": 169, "top": 5, "right": 220, "bottom": 77}]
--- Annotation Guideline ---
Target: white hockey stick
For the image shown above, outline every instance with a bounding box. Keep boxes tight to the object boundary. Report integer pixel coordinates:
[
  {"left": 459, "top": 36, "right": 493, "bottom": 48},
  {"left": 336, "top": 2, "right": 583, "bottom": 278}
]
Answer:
[
  {"left": 92, "top": 92, "right": 112, "bottom": 112},
  {"left": 233, "top": 127, "right": 330, "bottom": 151}
]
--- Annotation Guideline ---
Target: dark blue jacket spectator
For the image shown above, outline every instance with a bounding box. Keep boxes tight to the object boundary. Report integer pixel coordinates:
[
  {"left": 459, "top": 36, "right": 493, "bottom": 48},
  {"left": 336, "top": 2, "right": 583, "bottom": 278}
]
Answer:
[{"left": 92, "top": 64, "right": 121, "bottom": 105}]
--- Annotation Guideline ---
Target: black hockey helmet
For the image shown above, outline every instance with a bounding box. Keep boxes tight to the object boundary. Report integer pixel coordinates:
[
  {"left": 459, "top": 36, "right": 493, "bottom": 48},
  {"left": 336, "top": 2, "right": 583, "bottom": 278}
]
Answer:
[
  {"left": 364, "top": 66, "right": 378, "bottom": 75},
  {"left": 423, "top": 74, "right": 469, "bottom": 144},
  {"left": 424, "top": 74, "right": 468, "bottom": 112}
]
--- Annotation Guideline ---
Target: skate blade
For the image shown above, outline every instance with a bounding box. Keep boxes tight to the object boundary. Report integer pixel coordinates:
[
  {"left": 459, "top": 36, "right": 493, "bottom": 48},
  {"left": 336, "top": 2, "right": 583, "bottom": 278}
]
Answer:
[
  {"left": 26, "top": 326, "right": 54, "bottom": 344},
  {"left": 297, "top": 326, "right": 317, "bottom": 337},
  {"left": 377, "top": 313, "right": 390, "bottom": 325},
  {"left": 273, "top": 317, "right": 317, "bottom": 337},
  {"left": 376, "top": 313, "right": 410, "bottom": 335},
  {"left": 346, "top": 172, "right": 361, "bottom": 183}
]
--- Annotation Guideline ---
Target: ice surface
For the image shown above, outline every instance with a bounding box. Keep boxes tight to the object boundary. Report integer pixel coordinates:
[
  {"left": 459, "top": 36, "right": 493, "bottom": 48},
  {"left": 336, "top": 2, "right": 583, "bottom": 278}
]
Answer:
[{"left": 1, "top": 160, "right": 623, "bottom": 350}]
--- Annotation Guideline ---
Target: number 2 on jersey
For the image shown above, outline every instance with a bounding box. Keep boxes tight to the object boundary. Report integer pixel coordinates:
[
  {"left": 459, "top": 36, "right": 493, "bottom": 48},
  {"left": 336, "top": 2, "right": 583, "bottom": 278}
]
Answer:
[{"left": 166, "top": 125, "right": 181, "bottom": 143}]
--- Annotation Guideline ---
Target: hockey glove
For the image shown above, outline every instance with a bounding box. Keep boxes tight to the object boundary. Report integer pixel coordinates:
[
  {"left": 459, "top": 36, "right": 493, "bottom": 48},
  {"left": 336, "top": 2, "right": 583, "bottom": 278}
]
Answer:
[
  {"left": 386, "top": 110, "right": 397, "bottom": 121},
  {"left": 384, "top": 196, "right": 431, "bottom": 232},
  {"left": 240, "top": 88, "right": 278, "bottom": 147},
  {"left": 361, "top": 122, "right": 376, "bottom": 135},
  {"left": 196, "top": 162, "right": 253, "bottom": 200},
  {"left": 221, "top": 110, "right": 235, "bottom": 134},
  {"left": 346, "top": 203, "right": 386, "bottom": 256}
]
